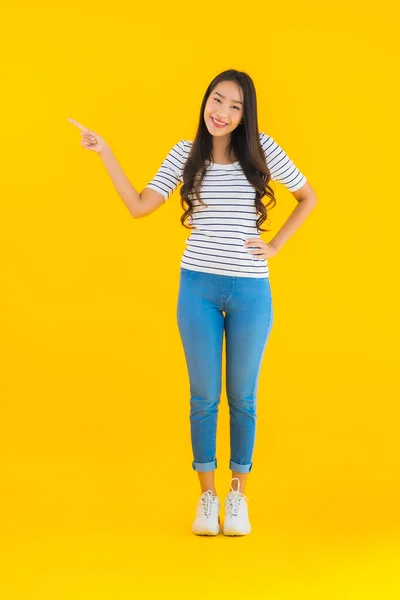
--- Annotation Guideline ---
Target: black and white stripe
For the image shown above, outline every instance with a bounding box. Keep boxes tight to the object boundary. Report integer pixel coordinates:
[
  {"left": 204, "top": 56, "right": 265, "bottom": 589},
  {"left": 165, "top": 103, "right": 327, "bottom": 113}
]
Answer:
[{"left": 146, "top": 132, "right": 307, "bottom": 278}]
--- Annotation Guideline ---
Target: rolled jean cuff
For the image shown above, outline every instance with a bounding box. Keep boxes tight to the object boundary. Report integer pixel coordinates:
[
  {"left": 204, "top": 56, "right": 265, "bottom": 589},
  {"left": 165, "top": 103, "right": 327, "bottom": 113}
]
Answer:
[
  {"left": 192, "top": 459, "right": 217, "bottom": 472},
  {"left": 230, "top": 460, "right": 253, "bottom": 473}
]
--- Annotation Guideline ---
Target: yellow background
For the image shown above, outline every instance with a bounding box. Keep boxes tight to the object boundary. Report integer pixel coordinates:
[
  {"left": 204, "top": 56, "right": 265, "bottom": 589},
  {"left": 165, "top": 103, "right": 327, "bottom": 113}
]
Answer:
[{"left": 1, "top": 0, "right": 399, "bottom": 598}]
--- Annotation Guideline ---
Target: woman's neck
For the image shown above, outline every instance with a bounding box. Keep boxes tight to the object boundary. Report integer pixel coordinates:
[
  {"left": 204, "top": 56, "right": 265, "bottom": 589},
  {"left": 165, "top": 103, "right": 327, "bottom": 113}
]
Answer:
[{"left": 212, "top": 136, "right": 236, "bottom": 163}]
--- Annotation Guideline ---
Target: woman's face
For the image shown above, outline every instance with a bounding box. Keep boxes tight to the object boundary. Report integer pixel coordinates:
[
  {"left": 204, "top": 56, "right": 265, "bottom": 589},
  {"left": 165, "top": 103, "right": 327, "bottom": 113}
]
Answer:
[{"left": 204, "top": 80, "right": 244, "bottom": 137}]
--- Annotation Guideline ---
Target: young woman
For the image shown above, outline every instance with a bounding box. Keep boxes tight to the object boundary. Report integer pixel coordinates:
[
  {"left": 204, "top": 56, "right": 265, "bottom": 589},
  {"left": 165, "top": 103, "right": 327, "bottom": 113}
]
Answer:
[{"left": 68, "top": 69, "right": 317, "bottom": 537}]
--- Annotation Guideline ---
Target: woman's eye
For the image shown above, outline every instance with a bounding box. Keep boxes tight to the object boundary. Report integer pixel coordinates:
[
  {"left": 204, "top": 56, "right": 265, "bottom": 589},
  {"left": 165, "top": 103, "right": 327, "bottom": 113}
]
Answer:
[{"left": 213, "top": 97, "right": 240, "bottom": 110}]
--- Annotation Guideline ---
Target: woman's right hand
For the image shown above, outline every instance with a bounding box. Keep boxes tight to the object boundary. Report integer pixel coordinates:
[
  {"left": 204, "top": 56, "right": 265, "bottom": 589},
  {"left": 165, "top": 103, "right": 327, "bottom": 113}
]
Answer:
[{"left": 67, "top": 118, "right": 108, "bottom": 153}]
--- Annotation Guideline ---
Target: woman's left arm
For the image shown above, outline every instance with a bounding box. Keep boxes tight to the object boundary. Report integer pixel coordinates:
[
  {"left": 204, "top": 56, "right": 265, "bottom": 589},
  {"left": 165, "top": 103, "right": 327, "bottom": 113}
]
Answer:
[
  {"left": 245, "top": 182, "right": 318, "bottom": 258},
  {"left": 269, "top": 181, "right": 318, "bottom": 252}
]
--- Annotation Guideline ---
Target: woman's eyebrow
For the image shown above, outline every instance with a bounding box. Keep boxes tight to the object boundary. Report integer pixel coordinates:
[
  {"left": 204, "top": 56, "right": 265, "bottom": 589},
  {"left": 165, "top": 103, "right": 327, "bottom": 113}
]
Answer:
[{"left": 214, "top": 91, "right": 243, "bottom": 105}]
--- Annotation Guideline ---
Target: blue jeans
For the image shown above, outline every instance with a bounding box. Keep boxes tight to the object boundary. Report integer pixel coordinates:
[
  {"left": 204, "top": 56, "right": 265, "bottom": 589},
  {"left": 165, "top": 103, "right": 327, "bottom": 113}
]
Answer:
[{"left": 177, "top": 267, "right": 274, "bottom": 474}]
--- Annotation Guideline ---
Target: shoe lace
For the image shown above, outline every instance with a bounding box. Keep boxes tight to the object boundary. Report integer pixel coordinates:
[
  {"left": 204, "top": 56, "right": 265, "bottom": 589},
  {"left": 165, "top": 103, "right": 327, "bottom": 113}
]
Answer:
[
  {"left": 200, "top": 490, "right": 217, "bottom": 518},
  {"left": 227, "top": 491, "right": 250, "bottom": 516},
  {"left": 227, "top": 477, "right": 254, "bottom": 516}
]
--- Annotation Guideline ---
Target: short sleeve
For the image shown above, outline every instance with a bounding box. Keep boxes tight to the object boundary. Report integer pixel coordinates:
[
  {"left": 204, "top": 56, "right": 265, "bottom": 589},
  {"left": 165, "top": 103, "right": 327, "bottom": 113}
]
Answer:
[
  {"left": 146, "top": 140, "right": 185, "bottom": 201},
  {"left": 259, "top": 131, "right": 307, "bottom": 192}
]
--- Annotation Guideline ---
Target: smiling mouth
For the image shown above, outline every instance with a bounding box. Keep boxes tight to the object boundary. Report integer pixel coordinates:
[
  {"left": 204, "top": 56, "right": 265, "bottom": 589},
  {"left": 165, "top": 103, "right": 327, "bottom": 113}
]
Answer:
[{"left": 211, "top": 116, "right": 228, "bottom": 127}]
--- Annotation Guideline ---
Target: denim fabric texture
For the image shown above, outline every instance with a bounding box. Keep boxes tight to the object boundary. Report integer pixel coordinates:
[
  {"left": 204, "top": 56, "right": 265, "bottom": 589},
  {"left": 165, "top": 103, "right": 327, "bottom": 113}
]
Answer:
[{"left": 177, "top": 267, "right": 274, "bottom": 473}]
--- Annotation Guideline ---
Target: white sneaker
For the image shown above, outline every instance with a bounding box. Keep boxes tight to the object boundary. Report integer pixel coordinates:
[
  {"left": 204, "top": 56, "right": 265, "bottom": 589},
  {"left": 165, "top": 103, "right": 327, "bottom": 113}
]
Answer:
[
  {"left": 222, "top": 478, "right": 252, "bottom": 536},
  {"left": 192, "top": 490, "right": 221, "bottom": 536}
]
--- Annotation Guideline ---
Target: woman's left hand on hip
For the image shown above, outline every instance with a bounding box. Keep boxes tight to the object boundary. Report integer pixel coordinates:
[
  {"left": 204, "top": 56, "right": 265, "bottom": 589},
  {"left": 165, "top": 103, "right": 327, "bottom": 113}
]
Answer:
[{"left": 244, "top": 238, "right": 278, "bottom": 259}]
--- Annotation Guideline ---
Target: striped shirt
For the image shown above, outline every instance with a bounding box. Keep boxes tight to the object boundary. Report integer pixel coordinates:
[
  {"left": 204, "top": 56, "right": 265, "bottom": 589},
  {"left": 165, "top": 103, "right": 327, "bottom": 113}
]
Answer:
[{"left": 146, "top": 131, "right": 307, "bottom": 278}]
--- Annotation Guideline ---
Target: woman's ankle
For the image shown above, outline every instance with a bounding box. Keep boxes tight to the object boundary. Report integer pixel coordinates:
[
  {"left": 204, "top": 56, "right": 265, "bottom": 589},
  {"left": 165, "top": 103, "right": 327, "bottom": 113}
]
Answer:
[{"left": 201, "top": 487, "right": 217, "bottom": 496}]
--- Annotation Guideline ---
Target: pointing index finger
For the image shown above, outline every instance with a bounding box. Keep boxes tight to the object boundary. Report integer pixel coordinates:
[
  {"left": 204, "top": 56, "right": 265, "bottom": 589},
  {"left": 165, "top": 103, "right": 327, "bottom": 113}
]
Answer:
[{"left": 67, "top": 117, "right": 88, "bottom": 132}]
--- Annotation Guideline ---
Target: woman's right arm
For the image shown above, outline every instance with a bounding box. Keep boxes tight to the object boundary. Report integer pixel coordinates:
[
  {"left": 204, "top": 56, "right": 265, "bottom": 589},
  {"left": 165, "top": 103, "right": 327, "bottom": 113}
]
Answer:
[
  {"left": 68, "top": 118, "right": 165, "bottom": 218},
  {"left": 98, "top": 145, "right": 142, "bottom": 217},
  {"left": 99, "top": 146, "right": 165, "bottom": 218}
]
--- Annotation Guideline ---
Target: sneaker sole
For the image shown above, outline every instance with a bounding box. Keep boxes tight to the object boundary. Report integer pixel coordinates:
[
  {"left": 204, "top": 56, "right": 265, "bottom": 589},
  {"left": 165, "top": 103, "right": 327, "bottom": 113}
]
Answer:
[
  {"left": 192, "top": 527, "right": 220, "bottom": 536},
  {"left": 192, "top": 517, "right": 221, "bottom": 536},
  {"left": 222, "top": 526, "right": 251, "bottom": 536}
]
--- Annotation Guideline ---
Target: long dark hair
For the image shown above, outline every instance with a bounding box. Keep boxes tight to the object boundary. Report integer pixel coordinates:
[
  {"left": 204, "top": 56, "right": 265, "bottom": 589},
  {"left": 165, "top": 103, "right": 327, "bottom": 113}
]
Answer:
[{"left": 180, "top": 69, "right": 276, "bottom": 232}]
